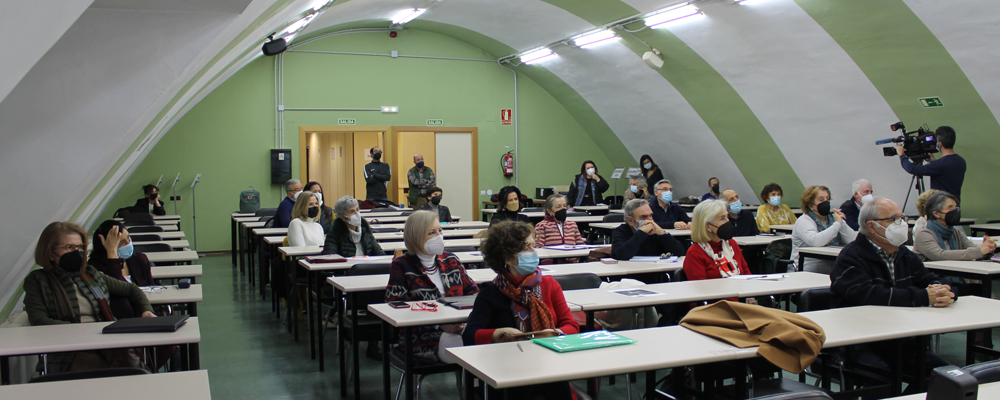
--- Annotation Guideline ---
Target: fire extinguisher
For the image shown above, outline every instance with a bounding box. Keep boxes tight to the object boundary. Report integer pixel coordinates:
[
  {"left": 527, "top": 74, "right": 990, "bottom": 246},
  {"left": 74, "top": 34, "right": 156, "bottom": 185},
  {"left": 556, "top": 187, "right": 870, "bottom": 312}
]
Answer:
[{"left": 501, "top": 151, "right": 514, "bottom": 178}]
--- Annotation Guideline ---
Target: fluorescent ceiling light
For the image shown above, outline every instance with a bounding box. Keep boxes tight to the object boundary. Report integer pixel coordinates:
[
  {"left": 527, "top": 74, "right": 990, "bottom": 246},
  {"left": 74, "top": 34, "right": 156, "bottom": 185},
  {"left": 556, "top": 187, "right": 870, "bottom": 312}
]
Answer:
[
  {"left": 381, "top": 106, "right": 399, "bottom": 113},
  {"left": 574, "top": 30, "right": 618, "bottom": 49},
  {"left": 392, "top": 8, "right": 426, "bottom": 25},
  {"left": 644, "top": 5, "right": 701, "bottom": 28},
  {"left": 738, "top": 0, "right": 770, "bottom": 4},
  {"left": 310, "top": 0, "right": 331, "bottom": 12},
  {"left": 280, "top": 14, "right": 315, "bottom": 36},
  {"left": 520, "top": 48, "right": 557, "bottom": 65}
]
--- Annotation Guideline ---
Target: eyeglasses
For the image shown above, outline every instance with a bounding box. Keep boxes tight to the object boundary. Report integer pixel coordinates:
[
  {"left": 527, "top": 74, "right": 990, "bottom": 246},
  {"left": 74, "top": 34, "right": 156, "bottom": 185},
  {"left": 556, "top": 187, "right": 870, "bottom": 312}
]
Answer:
[
  {"left": 410, "top": 302, "right": 438, "bottom": 312},
  {"left": 873, "top": 215, "right": 906, "bottom": 224},
  {"left": 55, "top": 244, "right": 86, "bottom": 252}
]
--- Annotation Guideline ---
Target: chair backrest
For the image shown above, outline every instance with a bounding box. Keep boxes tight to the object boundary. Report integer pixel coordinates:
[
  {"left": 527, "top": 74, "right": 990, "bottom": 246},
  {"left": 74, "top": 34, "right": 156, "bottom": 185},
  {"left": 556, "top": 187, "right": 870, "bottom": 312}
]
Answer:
[
  {"left": 797, "top": 287, "right": 832, "bottom": 312},
  {"left": 263, "top": 216, "right": 275, "bottom": 228},
  {"left": 523, "top": 207, "right": 543, "bottom": 213},
  {"left": 602, "top": 214, "right": 625, "bottom": 223},
  {"left": 348, "top": 263, "right": 392, "bottom": 276},
  {"left": 748, "top": 392, "right": 833, "bottom": 400},
  {"left": 372, "top": 207, "right": 394, "bottom": 213},
  {"left": 255, "top": 208, "right": 277, "bottom": 217},
  {"left": 133, "top": 243, "right": 172, "bottom": 253},
  {"left": 123, "top": 212, "right": 154, "bottom": 224},
  {"left": 605, "top": 195, "right": 624, "bottom": 205},
  {"left": 259, "top": 216, "right": 273, "bottom": 224},
  {"left": 962, "top": 360, "right": 1000, "bottom": 384},
  {"left": 609, "top": 203, "right": 623, "bottom": 210},
  {"left": 346, "top": 263, "right": 393, "bottom": 311},
  {"left": 125, "top": 225, "right": 164, "bottom": 233},
  {"left": 673, "top": 268, "right": 687, "bottom": 282},
  {"left": 566, "top": 212, "right": 589, "bottom": 218},
  {"left": 128, "top": 234, "right": 162, "bottom": 242},
  {"left": 553, "top": 273, "right": 602, "bottom": 291},
  {"left": 29, "top": 367, "right": 148, "bottom": 384}
]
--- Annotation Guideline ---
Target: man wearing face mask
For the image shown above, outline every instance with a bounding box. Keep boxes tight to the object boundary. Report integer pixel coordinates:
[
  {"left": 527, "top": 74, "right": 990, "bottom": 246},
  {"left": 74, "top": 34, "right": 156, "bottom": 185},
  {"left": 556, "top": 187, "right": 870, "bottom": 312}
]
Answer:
[
  {"left": 623, "top": 174, "right": 649, "bottom": 202},
  {"left": 701, "top": 177, "right": 721, "bottom": 201},
  {"left": 650, "top": 180, "right": 691, "bottom": 230},
  {"left": 321, "top": 195, "right": 385, "bottom": 257},
  {"left": 831, "top": 197, "right": 956, "bottom": 390},
  {"left": 418, "top": 187, "right": 453, "bottom": 223},
  {"left": 896, "top": 126, "right": 966, "bottom": 200},
  {"left": 611, "top": 199, "right": 686, "bottom": 261},
  {"left": 838, "top": 179, "right": 873, "bottom": 231},
  {"left": 791, "top": 185, "right": 857, "bottom": 274},
  {"left": 274, "top": 179, "right": 302, "bottom": 228},
  {"left": 720, "top": 189, "right": 758, "bottom": 237},
  {"left": 364, "top": 146, "right": 392, "bottom": 203},
  {"left": 913, "top": 191, "right": 996, "bottom": 261},
  {"left": 133, "top": 184, "right": 166, "bottom": 215},
  {"left": 407, "top": 154, "right": 436, "bottom": 208}
]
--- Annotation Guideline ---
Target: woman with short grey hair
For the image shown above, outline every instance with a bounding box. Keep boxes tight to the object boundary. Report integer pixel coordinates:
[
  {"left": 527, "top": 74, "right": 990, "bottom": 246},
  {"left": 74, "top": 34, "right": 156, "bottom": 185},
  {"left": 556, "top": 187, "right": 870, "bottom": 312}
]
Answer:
[
  {"left": 913, "top": 191, "right": 996, "bottom": 261},
  {"left": 320, "top": 195, "right": 384, "bottom": 257},
  {"left": 623, "top": 174, "right": 649, "bottom": 202}
]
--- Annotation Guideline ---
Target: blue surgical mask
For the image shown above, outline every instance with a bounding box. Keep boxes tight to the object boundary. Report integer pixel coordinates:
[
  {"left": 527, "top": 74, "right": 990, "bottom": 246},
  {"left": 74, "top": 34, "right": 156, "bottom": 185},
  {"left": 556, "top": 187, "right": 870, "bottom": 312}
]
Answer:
[
  {"left": 643, "top": 162, "right": 652, "bottom": 169},
  {"left": 729, "top": 201, "right": 742, "bottom": 214},
  {"left": 630, "top": 185, "right": 639, "bottom": 193},
  {"left": 117, "top": 242, "right": 134, "bottom": 259},
  {"left": 660, "top": 191, "right": 672, "bottom": 203},
  {"left": 768, "top": 196, "right": 781, "bottom": 206},
  {"left": 513, "top": 251, "right": 540, "bottom": 275}
]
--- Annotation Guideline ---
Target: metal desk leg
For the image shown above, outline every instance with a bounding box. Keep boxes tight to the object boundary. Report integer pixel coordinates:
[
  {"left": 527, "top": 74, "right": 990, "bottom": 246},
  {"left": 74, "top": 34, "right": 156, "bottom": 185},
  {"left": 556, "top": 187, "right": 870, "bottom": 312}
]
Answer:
[
  {"left": 231, "top": 219, "right": 238, "bottom": 267},
  {"left": 352, "top": 291, "right": 361, "bottom": 398},
  {"left": 318, "top": 271, "right": 325, "bottom": 372},
  {"left": 405, "top": 327, "right": 414, "bottom": 400},
  {"left": 189, "top": 302, "right": 197, "bottom": 316},
  {"left": 308, "top": 268, "right": 316, "bottom": 359},
  {"left": 383, "top": 321, "right": 392, "bottom": 400},
  {"left": 645, "top": 370, "right": 656, "bottom": 400},
  {"left": 340, "top": 287, "right": 349, "bottom": 397},
  {"left": 180, "top": 344, "right": 189, "bottom": 370},
  {"left": 248, "top": 227, "right": 256, "bottom": 287},
  {"left": 2, "top": 356, "right": 10, "bottom": 385},
  {"left": 891, "top": 340, "right": 903, "bottom": 396},
  {"left": 190, "top": 343, "right": 200, "bottom": 370},
  {"left": 916, "top": 336, "right": 929, "bottom": 392},
  {"left": 238, "top": 223, "right": 245, "bottom": 275}
]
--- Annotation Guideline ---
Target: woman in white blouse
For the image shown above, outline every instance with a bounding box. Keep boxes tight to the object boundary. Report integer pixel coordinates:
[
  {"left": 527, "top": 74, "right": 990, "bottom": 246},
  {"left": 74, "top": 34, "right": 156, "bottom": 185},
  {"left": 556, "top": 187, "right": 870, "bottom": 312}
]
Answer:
[
  {"left": 287, "top": 190, "right": 325, "bottom": 246},
  {"left": 791, "top": 185, "right": 857, "bottom": 274}
]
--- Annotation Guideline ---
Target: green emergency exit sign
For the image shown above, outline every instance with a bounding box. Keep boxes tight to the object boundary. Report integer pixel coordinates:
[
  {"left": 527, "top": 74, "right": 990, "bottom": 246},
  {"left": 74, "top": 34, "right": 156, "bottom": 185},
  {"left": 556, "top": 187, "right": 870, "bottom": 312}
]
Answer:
[
  {"left": 426, "top": 119, "right": 444, "bottom": 126},
  {"left": 338, "top": 118, "right": 356, "bottom": 125},
  {"left": 918, "top": 97, "right": 944, "bottom": 108}
]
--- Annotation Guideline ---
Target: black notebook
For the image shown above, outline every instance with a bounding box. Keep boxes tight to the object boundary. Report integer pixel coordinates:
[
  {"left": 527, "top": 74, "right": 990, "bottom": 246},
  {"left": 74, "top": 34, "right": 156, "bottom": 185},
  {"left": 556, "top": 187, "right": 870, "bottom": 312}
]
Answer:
[
  {"left": 438, "top": 294, "right": 478, "bottom": 310},
  {"left": 102, "top": 315, "right": 190, "bottom": 334}
]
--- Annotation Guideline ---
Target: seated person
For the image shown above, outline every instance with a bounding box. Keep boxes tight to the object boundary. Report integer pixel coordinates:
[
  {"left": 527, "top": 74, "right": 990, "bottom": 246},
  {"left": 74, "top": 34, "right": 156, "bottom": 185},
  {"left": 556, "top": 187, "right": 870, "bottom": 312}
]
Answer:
[
  {"left": 701, "top": 177, "right": 720, "bottom": 201},
  {"left": 22, "top": 222, "right": 155, "bottom": 373},
  {"left": 89, "top": 221, "right": 153, "bottom": 287},
  {"left": 623, "top": 174, "right": 649, "bottom": 202},
  {"left": 534, "top": 194, "right": 585, "bottom": 247},
  {"left": 464, "top": 220, "right": 579, "bottom": 399},
  {"left": 839, "top": 179, "right": 873, "bottom": 231},
  {"left": 612, "top": 199, "right": 685, "bottom": 260},
  {"left": 133, "top": 184, "right": 166, "bottom": 215},
  {"left": 911, "top": 189, "right": 939, "bottom": 233},
  {"left": 287, "top": 191, "right": 325, "bottom": 247},
  {"left": 321, "top": 195, "right": 384, "bottom": 256},
  {"left": 386, "top": 211, "right": 479, "bottom": 363},
  {"left": 650, "top": 179, "right": 691, "bottom": 229},
  {"left": 304, "top": 181, "right": 335, "bottom": 234},
  {"left": 720, "top": 189, "right": 757, "bottom": 237},
  {"left": 418, "top": 186, "right": 452, "bottom": 223},
  {"left": 755, "top": 182, "right": 797, "bottom": 233},
  {"left": 791, "top": 185, "right": 856, "bottom": 274},
  {"left": 490, "top": 185, "right": 530, "bottom": 226},
  {"left": 684, "top": 200, "right": 754, "bottom": 303},
  {"left": 567, "top": 160, "right": 609, "bottom": 206},
  {"left": 274, "top": 179, "right": 302, "bottom": 228},
  {"left": 913, "top": 191, "right": 995, "bottom": 261},
  {"left": 831, "top": 198, "right": 956, "bottom": 392}
]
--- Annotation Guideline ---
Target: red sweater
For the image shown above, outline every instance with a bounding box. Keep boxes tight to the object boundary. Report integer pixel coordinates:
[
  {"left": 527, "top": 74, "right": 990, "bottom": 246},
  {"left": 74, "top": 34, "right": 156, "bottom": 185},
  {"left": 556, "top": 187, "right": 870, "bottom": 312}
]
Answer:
[
  {"left": 683, "top": 239, "right": 751, "bottom": 280},
  {"left": 533, "top": 217, "right": 585, "bottom": 248},
  {"left": 466, "top": 276, "right": 580, "bottom": 345}
]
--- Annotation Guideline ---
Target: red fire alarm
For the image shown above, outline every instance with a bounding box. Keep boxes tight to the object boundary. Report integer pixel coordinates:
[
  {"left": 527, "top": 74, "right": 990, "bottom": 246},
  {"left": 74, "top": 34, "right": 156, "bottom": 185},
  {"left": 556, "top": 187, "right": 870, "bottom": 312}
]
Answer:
[{"left": 389, "top": 31, "right": 397, "bottom": 38}]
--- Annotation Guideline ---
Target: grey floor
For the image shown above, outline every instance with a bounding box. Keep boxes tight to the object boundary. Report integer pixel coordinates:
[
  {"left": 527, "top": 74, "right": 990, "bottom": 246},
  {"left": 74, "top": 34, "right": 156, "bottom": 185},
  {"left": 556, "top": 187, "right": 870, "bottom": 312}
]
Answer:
[{"left": 198, "top": 253, "right": 985, "bottom": 400}]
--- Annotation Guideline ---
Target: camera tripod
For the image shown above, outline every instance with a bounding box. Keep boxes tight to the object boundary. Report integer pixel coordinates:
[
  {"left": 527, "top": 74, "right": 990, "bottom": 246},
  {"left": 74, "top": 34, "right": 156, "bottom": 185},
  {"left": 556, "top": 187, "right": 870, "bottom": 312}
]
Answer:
[{"left": 901, "top": 172, "right": 927, "bottom": 214}]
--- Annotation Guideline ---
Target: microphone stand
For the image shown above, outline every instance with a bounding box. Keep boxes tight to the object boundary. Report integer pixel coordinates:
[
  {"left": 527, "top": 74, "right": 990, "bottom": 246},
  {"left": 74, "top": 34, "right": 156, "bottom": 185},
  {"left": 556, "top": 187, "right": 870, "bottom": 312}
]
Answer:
[
  {"left": 190, "top": 174, "right": 202, "bottom": 253},
  {"left": 171, "top": 173, "right": 181, "bottom": 215}
]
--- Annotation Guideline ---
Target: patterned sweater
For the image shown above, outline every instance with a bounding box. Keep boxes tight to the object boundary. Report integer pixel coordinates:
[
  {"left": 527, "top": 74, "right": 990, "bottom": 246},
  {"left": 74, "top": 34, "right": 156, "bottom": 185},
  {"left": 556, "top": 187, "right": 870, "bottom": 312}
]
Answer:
[{"left": 533, "top": 216, "right": 585, "bottom": 248}]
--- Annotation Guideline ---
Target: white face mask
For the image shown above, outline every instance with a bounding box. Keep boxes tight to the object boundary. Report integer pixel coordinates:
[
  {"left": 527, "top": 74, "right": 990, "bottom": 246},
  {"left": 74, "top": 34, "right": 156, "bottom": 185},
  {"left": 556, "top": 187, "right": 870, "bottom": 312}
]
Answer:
[
  {"left": 348, "top": 213, "right": 362, "bottom": 227},
  {"left": 424, "top": 234, "right": 444, "bottom": 255},
  {"left": 586, "top": 167, "right": 596, "bottom": 176},
  {"left": 875, "top": 219, "right": 909, "bottom": 247},
  {"left": 315, "top": 192, "right": 323, "bottom": 204},
  {"left": 293, "top": 191, "right": 302, "bottom": 200},
  {"left": 860, "top": 193, "right": 873, "bottom": 205}
]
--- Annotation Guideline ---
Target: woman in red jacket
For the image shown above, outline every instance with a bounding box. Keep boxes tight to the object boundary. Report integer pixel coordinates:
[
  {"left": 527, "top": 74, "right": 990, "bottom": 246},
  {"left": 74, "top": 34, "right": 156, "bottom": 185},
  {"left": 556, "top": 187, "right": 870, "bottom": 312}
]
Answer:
[
  {"left": 464, "top": 220, "right": 579, "bottom": 400},
  {"left": 683, "top": 200, "right": 756, "bottom": 304}
]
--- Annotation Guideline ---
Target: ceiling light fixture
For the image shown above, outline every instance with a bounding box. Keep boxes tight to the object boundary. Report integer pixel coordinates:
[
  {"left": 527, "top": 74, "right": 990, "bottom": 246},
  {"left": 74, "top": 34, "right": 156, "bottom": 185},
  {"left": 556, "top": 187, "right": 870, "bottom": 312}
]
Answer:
[
  {"left": 381, "top": 106, "right": 399, "bottom": 113},
  {"left": 644, "top": 5, "right": 701, "bottom": 28},
  {"left": 280, "top": 14, "right": 316, "bottom": 37},
  {"left": 520, "top": 48, "right": 557, "bottom": 65},
  {"left": 737, "top": 0, "right": 770, "bottom": 4},
  {"left": 573, "top": 30, "right": 619, "bottom": 49},
  {"left": 392, "top": 8, "right": 426, "bottom": 25}
]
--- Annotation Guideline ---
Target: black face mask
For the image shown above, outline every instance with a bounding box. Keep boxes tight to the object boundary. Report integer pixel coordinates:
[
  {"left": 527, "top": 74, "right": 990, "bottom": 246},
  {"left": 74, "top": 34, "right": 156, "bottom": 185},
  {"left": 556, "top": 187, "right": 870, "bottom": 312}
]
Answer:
[
  {"left": 711, "top": 184, "right": 720, "bottom": 194},
  {"left": 431, "top": 196, "right": 442, "bottom": 205},
  {"left": 711, "top": 221, "right": 736, "bottom": 240},
  {"left": 372, "top": 151, "right": 382, "bottom": 160},
  {"left": 307, "top": 206, "right": 320, "bottom": 218},
  {"left": 816, "top": 201, "right": 831, "bottom": 216},
  {"left": 58, "top": 250, "right": 85, "bottom": 274},
  {"left": 941, "top": 208, "right": 961, "bottom": 226},
  {"left": 554, "top": 209, "right": 568, "bottom": 222},
  {"left": 149, "top": 193, "right": 158, "bottom": 199}
]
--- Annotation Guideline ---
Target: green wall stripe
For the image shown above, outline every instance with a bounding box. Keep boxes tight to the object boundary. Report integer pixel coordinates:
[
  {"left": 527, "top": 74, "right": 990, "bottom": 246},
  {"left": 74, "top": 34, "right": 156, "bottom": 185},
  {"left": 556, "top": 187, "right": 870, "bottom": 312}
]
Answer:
[
  {"left": 541, "top": 0, "right": 805, "bottom": 198},
  {"left": 794, "top": 0, "right": 1000, "bottom": 221}
]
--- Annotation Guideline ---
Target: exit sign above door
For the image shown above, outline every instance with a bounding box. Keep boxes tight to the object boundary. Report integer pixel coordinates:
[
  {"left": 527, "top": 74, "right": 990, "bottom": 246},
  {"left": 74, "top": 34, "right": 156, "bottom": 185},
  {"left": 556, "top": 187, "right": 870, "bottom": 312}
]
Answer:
[
  {"left": 338, "top": 118, "right": 356, "bottom": 125},
  {"left": 918, "top": 97, "right": 944, "bottom": 108},
  {"left": 426, "top": 119, "right": 444, "bottom": 126}
]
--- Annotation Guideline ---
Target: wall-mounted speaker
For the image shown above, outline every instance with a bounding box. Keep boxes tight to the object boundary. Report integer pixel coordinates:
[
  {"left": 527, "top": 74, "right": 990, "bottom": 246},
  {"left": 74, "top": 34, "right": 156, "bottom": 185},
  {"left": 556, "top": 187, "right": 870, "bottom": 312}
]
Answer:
[{"left": 262, "top": 38, "right": 287, "bottom": 56}]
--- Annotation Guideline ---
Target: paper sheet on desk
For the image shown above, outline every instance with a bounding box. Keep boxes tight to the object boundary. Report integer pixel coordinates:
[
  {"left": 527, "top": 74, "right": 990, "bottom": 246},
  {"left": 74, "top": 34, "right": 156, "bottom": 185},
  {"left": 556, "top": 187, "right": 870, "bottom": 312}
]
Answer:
[
  {"left": 610, "top": 288, "right": 663, "bottom": 297},
  {"left": 347, "top": 255, "right": 393, "bottom": 261},
  {"left": 727, "top": 274, "right": 788, "bottom": 281},
  {"left": 544, "top": 244, "right": 602, "bottom": 251},
  {"left": 629, "top": 256, "right": 678, "bottom": 263}
]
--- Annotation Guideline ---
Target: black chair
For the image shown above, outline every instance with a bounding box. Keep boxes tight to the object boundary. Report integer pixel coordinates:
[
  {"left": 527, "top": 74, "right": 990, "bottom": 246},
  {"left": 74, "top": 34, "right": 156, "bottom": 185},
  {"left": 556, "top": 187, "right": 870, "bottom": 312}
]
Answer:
[
  {"left": 123, "top": 220, "right": 155, "bottom": 227},
  {"left": 748, "top": 391, "right": 833, "bottom": 400},
  {"left": 602, "top": 214, "right": 625, "bottom": 223},
  {"left": 255, "top": 208, "right": 278, "bottom": 217},
  {"left": 372, "top": 207, "right": 395, "bottom": 213},
  {"left": 29, "top": 367, "right": 148, "bottom": 383},
  {"left": 128, "top": 234, "right": 162, "bottom": 242},
  {"left": 133, "top": 243, "right": 172, "bottom": 254},
  {"left": 609, "top": 203, "right": 624, "bottom": 210},
  {"left": 566, "top": 212, "right": 589, "bottom": 218},
  {"left": 962, "top": 359, "right": 1000, "bottom": 384},
  {"left": 123, "top": 213, "right": 154, "bottom": 225},
  {"left": 553, "top": 273, "right": 601, "bottom": 291},
  {"left": 126, "top": 225, "right": 164, "bottom": 233},
  {"left": 523, "top": 207, "right": 543, "bottom": 213},
  {"left": 605, "top": 195, "right": 624, "bottom": 205}
]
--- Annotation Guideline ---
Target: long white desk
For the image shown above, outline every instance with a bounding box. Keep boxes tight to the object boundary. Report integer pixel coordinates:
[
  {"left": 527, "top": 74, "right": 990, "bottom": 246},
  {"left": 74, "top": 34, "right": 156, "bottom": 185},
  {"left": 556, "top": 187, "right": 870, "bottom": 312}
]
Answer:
[
  {"left": 380, "top": 238, "right": 482, "bottom": 252},
  {"left": 89, "top": 240, "right": 190, "bottom": 251},
  {"left": 366, "top": 215, "right": 462, "bottom": 224},
  {"left": 145, "top": 250, "right": 199, "bottom": 265},
  {"left": 144, "top": 284, "right": 202, "bottom": 316},
  {"left": 114, "top": 214, "right": 181, "bottom": 221},
  {"left": 132, "top": 231, "right": 185, "bottom": 240},
  {"left": 0, "top": 370, "right": 211, "bottom": 399},
  {"left": 588, "top": 223, "right": 693, "bottom": 238},
  {"left": 373, "top": 229, "right": 483, "bottom": 241},
  {"left": 150, "top": 265, "right": 203, "bottom": 281},
  {"left": 971, "top": 223, "right": 1000, "bottom": 236},
  {"left": 768, "top": 224, "right": 795, "bottom": 233}
]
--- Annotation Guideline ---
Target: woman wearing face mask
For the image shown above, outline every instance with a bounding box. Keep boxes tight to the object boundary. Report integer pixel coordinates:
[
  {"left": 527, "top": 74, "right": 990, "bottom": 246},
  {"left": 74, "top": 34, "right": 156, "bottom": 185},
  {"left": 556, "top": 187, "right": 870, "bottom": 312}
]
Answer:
[
  {"left": 791, "top": 185, "right": 857, "bottom": 274},
  {"left": 567, "top": 160, "right": 609, "bottom": 207},
  {"left": 22, "top": 222, "right": 155, "bottom": 372},
  {"left": 304, "top": 181, "right": 334, "bottom": 234},
  {"left": 913, "top": 191, "right": 996, "bottom": 261},
  {"left": 464, "top": 220, "right": 579, "bottom": 400},
  {"left": 639, "top": 154, "right": 663, "bottom": 193},
  {"left": 533, "top": 195, "right": 585, "bottom": 263},
  {"left": 623, "top": 174, "right": 649, "bottom": 202},
  {"left": 490, "top": 185, "right": 530, "bottom": 226},
  {"left": 911, "top": 189, "right": 939, "bottom": 233},
  {"left": 386, "top": 211, "right": 479, "bottom": 363},
  {"left": 89, "top": 221, "right": 153, "bottom": 287},
  {"left": 287, "top": 191, "right": 325, "bottom": 247},
  {"left": 756, "top": 183, "right": 798, "bottom": 233},
  {"left": 683, "top": 200, "right": 754, "bottom": 301},
  {"left": 418, "top": 186, "right": 452, "bottom": 223},
  {"left": 320, "top": 195, "right": 384, "bottom": 257}
]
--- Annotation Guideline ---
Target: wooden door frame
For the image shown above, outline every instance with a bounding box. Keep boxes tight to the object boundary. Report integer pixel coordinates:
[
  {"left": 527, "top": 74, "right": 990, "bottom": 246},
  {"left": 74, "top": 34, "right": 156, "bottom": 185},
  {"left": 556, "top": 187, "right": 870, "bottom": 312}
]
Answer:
[
  {"left": 390, "top": 126, "right": 479, "bottom": 220},
  {"left": 298, "top": 126, "right": 391, "bottom": 201}
]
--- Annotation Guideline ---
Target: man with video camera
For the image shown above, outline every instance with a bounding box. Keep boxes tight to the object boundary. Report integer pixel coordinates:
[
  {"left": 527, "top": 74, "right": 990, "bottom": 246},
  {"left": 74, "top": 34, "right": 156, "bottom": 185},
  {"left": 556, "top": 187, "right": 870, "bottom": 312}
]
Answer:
[{"left": 896, "top": 126, "right": 966, "bottom": 200}]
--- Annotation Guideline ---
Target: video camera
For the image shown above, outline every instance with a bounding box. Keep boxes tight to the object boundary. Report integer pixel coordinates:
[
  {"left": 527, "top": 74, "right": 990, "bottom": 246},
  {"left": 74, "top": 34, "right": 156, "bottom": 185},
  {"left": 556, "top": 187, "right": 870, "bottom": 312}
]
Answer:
[{"left": 877, "top": 121, "right": 938, "bottom": 162}]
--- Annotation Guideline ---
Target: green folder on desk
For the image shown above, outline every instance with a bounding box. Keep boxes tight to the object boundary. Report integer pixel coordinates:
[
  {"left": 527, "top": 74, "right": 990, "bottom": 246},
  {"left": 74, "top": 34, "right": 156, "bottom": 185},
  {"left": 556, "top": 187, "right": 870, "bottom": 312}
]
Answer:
[{"left": 531, "top": 330, "right": 636, "bottom": 353}]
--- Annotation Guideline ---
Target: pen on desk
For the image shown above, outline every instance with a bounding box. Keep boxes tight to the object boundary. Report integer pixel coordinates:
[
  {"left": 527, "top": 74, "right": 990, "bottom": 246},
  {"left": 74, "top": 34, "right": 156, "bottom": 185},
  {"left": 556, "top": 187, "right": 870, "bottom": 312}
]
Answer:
[{"left": 517, "top": 343, "right": 523, "bottom": 352}]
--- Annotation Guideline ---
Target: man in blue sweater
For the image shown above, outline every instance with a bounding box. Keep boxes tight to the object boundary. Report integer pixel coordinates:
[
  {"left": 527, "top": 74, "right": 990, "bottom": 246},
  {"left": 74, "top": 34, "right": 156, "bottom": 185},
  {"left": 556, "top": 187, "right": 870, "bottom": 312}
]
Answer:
[
  {"left": 896, "top": 126, "right": 966, "bottom": 200},
  {"left": 273, "top": 179, "right": 302, "bottom": 228}
]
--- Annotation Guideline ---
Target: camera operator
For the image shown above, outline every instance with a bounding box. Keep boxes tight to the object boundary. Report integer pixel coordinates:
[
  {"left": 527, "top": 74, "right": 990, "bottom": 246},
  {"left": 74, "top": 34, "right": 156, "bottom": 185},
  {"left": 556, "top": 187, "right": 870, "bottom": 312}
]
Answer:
[{"left": 896, "top": 126, "right": 966, "bottom": 200}]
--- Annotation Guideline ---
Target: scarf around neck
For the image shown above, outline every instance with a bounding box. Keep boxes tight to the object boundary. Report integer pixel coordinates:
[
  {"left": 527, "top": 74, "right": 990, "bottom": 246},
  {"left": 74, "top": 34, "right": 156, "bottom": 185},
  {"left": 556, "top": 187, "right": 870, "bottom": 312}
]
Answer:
[
  {"left": 926, "top": 219, "right": 959, "bottom": 250},
  {"left": 493, "top": 270, "right": 555, "bottom": 332},
  {"left": 807, "top": 210, "right": 842, "bottom": 247},
  {"left": 45, "top": 269, "right": 115, "bottom": 323}
]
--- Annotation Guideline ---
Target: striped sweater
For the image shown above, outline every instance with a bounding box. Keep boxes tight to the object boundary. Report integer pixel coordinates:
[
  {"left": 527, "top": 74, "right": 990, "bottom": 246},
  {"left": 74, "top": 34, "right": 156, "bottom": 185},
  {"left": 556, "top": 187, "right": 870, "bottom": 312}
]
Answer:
[{"left": 533, "top": 217, "right": 585, "bottom": 248}]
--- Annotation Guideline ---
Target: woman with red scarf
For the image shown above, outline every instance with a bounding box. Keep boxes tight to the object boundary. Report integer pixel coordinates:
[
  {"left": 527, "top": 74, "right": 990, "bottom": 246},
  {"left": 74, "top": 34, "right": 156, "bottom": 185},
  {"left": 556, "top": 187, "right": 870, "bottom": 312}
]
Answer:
[{"left": 463, "top": 221, "right": 579, "bottom": 399}]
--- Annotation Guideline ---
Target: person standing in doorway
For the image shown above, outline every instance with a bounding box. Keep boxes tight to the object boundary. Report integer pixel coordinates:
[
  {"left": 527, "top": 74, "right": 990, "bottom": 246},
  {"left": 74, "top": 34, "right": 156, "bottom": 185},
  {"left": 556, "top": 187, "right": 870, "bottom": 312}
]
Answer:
[
  {"left": 364, "top": 146, "right": 391, "bottom": 203},
  {"left": 407, "top": 154, "right": 436, "bottom": 208}
]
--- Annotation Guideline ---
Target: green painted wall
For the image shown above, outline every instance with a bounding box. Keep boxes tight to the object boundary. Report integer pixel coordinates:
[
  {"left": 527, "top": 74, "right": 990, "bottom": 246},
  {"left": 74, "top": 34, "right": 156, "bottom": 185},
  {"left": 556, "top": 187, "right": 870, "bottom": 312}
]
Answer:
[{"left": 99, "top": 29, "right": 624, "bottom": 251}]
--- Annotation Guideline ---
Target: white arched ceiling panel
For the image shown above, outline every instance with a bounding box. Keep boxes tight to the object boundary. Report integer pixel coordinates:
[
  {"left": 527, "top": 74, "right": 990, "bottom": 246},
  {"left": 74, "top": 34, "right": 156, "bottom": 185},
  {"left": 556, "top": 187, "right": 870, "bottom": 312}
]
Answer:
[
  {"left": 300, "top": 0, "right": 415, "bottom": 36},
  {"left": 0, "top": 0, "right": 93, "bottom": 105},
  {"left": 654, "top": 0, "right": 911, "bottom": 207},
  {"left": 421, "top": 0, "right": 593, "bottom": 52},
  {"left": 904, "top": 0, "right": 1000, "bottom": 125}
]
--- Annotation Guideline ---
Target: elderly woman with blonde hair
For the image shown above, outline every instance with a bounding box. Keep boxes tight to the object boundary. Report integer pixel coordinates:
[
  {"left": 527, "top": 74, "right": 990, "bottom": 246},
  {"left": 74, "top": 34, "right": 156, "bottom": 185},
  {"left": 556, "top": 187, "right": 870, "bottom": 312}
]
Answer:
[
  {"left": 683, "top": 200, "right": 754, "bottom": 303},
  {"left": 385, "top": 210, "right": 479, "bottom": 363}
]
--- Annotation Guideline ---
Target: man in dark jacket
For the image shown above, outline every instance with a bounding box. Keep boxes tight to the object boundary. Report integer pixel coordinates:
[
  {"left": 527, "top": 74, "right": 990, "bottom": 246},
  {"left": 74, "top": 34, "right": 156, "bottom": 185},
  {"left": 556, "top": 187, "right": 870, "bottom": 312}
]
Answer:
[
  {"left": 364, "top": 146, "right": 392, "bottom": 202},
  {"left": 133, "top": 184, "right": 166, "bottom": 215},
  {"left": 650, "top": 180, "right": 691, "bottom": 229},
  {"left": 273, "top": 179, "right": 301, "bottom": 228},
  {"left": 838, "top": 179, "right": 872, "bottom": 231},
  {"left": 721, "top": 189, "right": 757, "bottom": 237},
  {"left": 830, "top": 197, "right": 955, "bottom": 391},
  {"left": 611, "top": 199, "right": 685, "bottom": 260}
]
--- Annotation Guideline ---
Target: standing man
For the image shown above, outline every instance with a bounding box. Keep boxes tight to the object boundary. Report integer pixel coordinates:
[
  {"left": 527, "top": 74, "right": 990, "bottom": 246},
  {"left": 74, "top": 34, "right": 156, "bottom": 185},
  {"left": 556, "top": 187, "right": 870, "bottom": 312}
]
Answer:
[
  {"left": 364, "top": 146, "right": 392, "bottom": 203},
  {"left": 896, "top": 126, "right": 966, "bottom": 200},
  {"left": 274, "top": 179, "right": 302, "bottom": 228},
  {"left": 134, "top": 184, "right": 166, "bottom": 215},
  {"left": 407, "top": 154, "right": 435, "bottom": 208},
  {"left": 702, "top": 177, "right": 720, "bottom": 201},
  {"left": 839, "top": 179, "right": 873, "bottom": 231}
]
